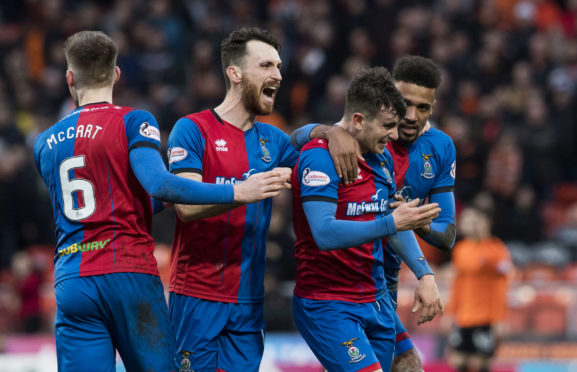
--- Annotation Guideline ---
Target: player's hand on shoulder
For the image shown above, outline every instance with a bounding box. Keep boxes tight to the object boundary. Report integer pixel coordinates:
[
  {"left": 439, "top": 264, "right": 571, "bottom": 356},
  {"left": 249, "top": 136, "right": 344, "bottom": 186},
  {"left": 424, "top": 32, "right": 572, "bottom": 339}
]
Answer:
[
  {"left": 326, "top": 126, "right": 363, "bottom": 185},
  {"left": 392, "top": 199, "right": 441, "bottom": 231},
  {"left": 233, "top": 169, "right": 291, "bottom": 203}
]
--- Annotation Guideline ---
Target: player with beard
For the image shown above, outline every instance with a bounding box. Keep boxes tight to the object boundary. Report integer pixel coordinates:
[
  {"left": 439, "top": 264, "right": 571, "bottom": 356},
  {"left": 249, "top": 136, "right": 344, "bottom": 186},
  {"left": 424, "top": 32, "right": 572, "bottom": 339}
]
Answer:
[
  {"left": 292, "top": 56, "right": 456, "bottom": 372},
  {"left": 166, "top": 27, "right": 353, "bottom": 372},
  {"left": 33, "top": 31, "right": 287, "bottom": 372}
]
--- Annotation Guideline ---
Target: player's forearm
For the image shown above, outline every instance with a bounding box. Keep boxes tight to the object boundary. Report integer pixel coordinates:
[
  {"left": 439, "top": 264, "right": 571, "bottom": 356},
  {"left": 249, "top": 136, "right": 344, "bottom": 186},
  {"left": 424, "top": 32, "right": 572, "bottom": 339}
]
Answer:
[
  {"left": 130, "top": 147, "right": 234, "bottom": 204},
  {"left": 416, "top": 222, "right": 456, "bottom": 251},
  {"left": 417, "top": 191, "right": 456, "bottom": 250},
  {"left": 387, "top": 230, "right": 433, "bottom": 279},
  {"left": 174, "top": 202, "right": 240, "bottom": 222},
  {"left": 303, "top": 201, "right": 396, "bottom": 250},
  {"left": 290, "top": 123, "right": 318, "bottom": 149}
]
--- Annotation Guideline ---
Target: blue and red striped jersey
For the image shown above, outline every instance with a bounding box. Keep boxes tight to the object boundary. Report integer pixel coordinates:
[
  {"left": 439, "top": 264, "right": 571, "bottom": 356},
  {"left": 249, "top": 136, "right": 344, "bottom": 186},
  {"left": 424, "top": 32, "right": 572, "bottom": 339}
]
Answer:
[
  {"left": 167, "top": 109, "right": 298, "bottom": 303},
  {"left": 292, "top": 138, "right": 396, "bottom": 303},
  {"left": 33, "top": 103, "right": 163, "bottom": 284},
  {"left": 384, "top": 127, "right": 456, "bottom": 287}
]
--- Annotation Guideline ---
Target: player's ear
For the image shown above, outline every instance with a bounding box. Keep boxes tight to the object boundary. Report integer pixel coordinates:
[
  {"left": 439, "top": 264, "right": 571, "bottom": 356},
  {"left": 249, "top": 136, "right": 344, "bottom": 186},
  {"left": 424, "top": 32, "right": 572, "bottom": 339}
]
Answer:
[
  {"left": 352, "top": 112, "right": 364, "bottom": 131},
  {"left": 66, "top": 70, "right": 75, "bottom": 88},
  {"left": 114, "top": 66, "right": 121, "bottom": 84},
  {"left": 226, "top": 65, "right": 242, "bottom": 85}
]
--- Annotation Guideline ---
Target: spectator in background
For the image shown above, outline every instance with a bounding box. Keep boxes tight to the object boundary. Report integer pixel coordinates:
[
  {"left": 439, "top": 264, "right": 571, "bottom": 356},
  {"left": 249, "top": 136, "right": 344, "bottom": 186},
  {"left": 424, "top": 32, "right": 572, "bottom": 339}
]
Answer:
[
  {"left": 446, "top": 205, "right": 513, "bottom": 372},
  {"left": 11, "top": 251, "right": 42, "bottom": 333}
]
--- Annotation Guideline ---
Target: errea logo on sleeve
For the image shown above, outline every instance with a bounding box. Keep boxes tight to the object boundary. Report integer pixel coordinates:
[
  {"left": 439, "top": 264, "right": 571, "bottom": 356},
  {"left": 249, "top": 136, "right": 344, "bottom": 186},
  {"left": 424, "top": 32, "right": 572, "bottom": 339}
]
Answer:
[{"left": 215, "top": 139, "right": 228, "bottom": 151}]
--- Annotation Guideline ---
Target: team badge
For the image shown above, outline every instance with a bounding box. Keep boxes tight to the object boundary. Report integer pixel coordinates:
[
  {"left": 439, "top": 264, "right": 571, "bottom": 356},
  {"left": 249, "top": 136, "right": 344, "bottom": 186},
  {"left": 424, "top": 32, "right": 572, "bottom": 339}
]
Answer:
[
  {"left": 179, "top": 351, "right": 193, "bottom": 372},
  {"left": 380, "top": 161, "right": 393, "bottom": 184},
  {"left": 342, "top": 338, "right": 366, "bottom": 364},
  {"left": 259, "top": 138, "right": 272, "bottom": 162},
  {"left": 421, "top": 154, "right": 434, "bottom": 179},
  {"left": 450, "top": 160, "right": 456, "bottom": 179}
]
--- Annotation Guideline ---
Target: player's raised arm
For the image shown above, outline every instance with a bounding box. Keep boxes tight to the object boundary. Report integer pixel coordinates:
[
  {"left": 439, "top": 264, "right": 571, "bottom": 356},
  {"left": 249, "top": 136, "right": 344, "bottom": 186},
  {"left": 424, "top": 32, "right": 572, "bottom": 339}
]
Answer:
[
  {"left": 303, "top": 199, "right": 439, "bottom": 251},
  {"left": 130, "top": 147, "right": 289, "bottom": 207},
  {"left": 172, "top": 168, "right": 291, "bottom": 222}
]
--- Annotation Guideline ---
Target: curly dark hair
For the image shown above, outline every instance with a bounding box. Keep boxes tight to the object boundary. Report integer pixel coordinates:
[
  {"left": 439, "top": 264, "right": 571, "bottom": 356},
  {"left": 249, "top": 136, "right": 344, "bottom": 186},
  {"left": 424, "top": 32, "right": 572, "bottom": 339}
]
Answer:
[
  {"left": 344, "top": 66, "right": 407, "bottom": 120},
  {"left": 221, "top": 27, "right": 280, "bottom": 90},
  {"left": 392, "top": 55, "right": 441, "bottom": 89}
]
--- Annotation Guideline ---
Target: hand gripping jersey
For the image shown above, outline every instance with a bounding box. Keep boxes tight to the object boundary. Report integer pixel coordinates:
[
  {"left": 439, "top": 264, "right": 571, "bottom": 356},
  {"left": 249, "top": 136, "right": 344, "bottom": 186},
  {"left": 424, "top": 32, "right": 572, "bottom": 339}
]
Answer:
[
  {"left": 167, "top": 109, "right": 298, "bottom": 303},
  {"left": 384, "top": 127, "right": 456, "bottom": 290},
  {"left": 292, "top": 139, "right": 397, "bottom": 303},
  {"left": 33, "top": 103, "right": 163, "bottom": 284}
]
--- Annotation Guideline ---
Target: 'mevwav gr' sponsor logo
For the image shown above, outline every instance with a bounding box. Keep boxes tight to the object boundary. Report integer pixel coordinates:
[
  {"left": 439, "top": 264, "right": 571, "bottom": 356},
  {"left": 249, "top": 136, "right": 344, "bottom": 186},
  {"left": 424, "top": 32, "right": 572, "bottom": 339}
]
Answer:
[
  {"left": 215, "top": 169, "right": 256, "bottom": 185},
  {"left": 345, "top": 189, "right": 388, "bottom": 216}
]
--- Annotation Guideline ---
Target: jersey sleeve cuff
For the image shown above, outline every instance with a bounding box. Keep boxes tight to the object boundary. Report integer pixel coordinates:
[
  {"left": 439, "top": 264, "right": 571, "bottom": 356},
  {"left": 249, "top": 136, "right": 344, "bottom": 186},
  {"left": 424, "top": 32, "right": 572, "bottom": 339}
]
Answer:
[
  {"left": 377, "top": 214, "right": 396, "bottom": 236},
  {"left": 129, "top": 141, "right": 161, "bottom": 152},
  {"left": 302, "top": 196, "right": 338, "bottom": 204},
  {"left": 171, "top": 168, "right": 202, "bottom": 175}
]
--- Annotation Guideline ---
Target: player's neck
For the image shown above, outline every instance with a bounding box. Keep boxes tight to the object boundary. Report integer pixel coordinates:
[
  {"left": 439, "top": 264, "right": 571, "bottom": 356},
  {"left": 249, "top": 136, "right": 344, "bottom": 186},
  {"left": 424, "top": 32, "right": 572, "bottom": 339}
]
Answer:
[
  {"left": 214, "top": 93, "right": 255, "bottom": 132},
  {"left": 76, "top": 87, "right": 113, "bottom": 107}
]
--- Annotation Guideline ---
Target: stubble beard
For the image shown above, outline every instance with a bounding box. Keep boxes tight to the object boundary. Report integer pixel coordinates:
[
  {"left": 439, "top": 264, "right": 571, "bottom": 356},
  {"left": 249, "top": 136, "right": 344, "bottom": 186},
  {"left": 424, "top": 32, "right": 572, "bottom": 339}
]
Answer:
[{"left": 241, "top": 80, "right": 273, "bottom": 116}]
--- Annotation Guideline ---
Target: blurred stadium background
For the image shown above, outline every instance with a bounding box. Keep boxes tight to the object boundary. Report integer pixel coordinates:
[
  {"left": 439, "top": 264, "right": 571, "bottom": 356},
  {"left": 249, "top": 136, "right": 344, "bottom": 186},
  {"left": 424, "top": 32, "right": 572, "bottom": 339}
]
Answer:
[{"left": 1, "top": 0, "right": 577, "bottom": 371}]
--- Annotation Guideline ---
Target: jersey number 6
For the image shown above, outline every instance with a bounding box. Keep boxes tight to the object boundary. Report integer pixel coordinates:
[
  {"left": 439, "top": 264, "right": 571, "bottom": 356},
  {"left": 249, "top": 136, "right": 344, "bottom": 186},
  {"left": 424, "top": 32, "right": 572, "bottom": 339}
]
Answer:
[{"left": 59, "top": 156, "right": 96, "bottom": 221}]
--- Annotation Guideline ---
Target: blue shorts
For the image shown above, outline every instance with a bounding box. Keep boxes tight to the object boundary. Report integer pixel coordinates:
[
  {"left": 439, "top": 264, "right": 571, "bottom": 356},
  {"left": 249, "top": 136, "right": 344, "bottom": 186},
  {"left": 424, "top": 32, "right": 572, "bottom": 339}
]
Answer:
[
  {"left": 55, "top": 273, "right": 174, "bottom": 372},
  {"left": 169, "top": 293, "right": 264, "bottom": 372},
  {"left": 293, "top": 295, "right": 396, "bottom": 372},
  {"left": 388, "top": 290, "right": 416, "bottom": 358}
]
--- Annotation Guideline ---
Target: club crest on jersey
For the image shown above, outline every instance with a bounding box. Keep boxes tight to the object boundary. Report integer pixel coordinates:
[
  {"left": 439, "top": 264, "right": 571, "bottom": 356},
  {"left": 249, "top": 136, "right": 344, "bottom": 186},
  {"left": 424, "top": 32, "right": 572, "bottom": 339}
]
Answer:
[
  {"left": 450, "top": 160, "right": 456, "bottom": 179},
  {"left": 139, "top": 122, "right": 161, "bottom": 142},
  {"left": 302, "top": 168, "right": 330, "bottom": 187},
  {"left": 179, "top": 351, "right": 193, "bottom": 372},
  {"left": 167, "top": 147, "right": 188, "bottom": 164},
  {"left": 342, "top": 338, "right": 366, "bottom": 364},
  {"left": 421, "top": 154, "right": 434, "bottom": 179},
  {"left": 380, "top": 160, "right": 393, "bottom": 184},
  {"left": 215, "top": 139, "right": 228, "bottom": 151},
  {"left": 260, "top": 138, "right": 272, "bottom": 163}
]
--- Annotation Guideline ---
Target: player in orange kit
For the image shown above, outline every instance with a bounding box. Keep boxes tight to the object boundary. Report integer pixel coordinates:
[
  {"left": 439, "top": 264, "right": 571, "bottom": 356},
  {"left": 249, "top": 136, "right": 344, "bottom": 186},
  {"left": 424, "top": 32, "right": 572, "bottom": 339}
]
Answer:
[{"left": 445, "top": 205, "right": 513, "bottom": 372}]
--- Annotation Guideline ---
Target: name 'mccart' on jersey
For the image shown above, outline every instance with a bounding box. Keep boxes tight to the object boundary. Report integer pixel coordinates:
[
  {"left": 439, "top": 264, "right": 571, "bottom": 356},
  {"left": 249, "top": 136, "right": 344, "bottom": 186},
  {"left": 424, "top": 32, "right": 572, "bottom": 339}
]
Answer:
[{"left": 46, "top": 124, "right": 103, "bottom": 150}]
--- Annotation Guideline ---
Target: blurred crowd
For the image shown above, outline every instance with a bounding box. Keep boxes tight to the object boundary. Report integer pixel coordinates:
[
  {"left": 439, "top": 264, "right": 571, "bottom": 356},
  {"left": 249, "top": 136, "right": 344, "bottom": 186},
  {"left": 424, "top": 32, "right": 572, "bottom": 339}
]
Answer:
[{"left": 1, "top": 0, "right": 577, "bottom": 334}]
